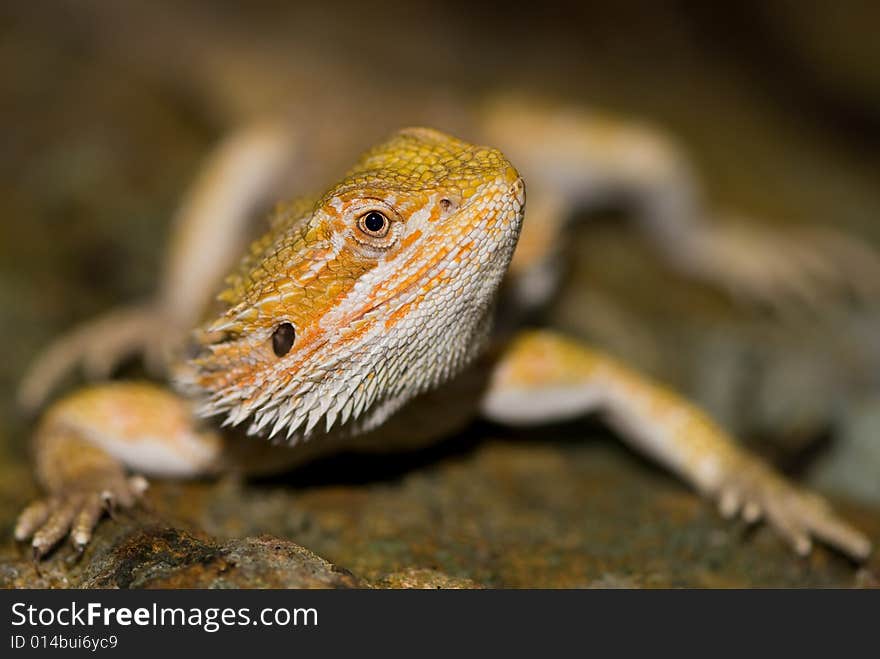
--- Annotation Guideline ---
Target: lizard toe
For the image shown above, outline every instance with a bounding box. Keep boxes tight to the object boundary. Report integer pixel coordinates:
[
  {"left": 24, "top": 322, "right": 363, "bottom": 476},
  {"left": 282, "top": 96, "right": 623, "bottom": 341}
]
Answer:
[
  {"left": 70, "top": 493, "right": 105, "bottom": 552},
  {"left": 17, "top": 474, "right": 149, "bottom": 559},
  {"left": 715, "top": 464, "right": 872, "bottom": 561},
  {"left": 31, "top": 496, "right": 81, "bottom": 559}
]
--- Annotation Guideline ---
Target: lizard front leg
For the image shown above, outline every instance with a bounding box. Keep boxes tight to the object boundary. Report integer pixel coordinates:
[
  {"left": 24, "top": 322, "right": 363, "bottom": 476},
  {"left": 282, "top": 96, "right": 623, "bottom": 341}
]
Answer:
[
  {"left": 481, "top": 330, "right": 872, "bottom": 561},
  {"left": 15, "top": 383, "right": 223, "bottom": 557}
]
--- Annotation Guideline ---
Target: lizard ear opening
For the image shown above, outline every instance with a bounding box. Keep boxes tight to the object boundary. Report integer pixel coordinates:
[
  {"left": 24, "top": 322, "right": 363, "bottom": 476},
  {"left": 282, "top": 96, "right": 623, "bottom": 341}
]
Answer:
[{"left": 271, "top": 322, "right": 296, "bottom": 357}]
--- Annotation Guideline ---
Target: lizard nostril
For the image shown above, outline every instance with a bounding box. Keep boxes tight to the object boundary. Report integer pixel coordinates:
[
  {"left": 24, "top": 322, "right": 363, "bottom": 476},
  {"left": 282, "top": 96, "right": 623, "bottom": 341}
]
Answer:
[
  {"left": 438, "top": 197, "right": 459, "bottom": 219},
  {"left": 510, "top": 177, "right": 525, "bottom": 206}
]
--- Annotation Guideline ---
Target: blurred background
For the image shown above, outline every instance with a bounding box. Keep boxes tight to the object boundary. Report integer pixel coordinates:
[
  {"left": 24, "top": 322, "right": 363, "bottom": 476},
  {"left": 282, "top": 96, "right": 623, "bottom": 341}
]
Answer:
[{"left": 1, "top": 0, "right": 879, "bottom": 586}]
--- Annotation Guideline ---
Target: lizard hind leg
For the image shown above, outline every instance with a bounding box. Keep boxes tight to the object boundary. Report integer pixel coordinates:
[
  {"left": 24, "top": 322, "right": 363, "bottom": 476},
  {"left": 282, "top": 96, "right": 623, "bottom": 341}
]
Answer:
[
  {"left": 18, "top": 118, "right": 302, "bottom": 415},
  {"left": 15, "top": 382, "right": 223, "bottom": 558},
  {"left": 481, "top": 330, "right": 872, "bottom": 561},
  {"left": 16, "top": 303, "right": 160, "bottom": 414},
  {"left": 480, "top": 94, "right": 880, "bottom": 313}
]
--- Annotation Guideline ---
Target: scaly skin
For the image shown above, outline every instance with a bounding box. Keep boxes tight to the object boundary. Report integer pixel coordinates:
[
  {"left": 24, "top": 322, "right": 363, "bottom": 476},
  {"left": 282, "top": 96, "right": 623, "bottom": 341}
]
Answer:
[{"left": 15, "top": 127, "right": 872, "bottom": 563}]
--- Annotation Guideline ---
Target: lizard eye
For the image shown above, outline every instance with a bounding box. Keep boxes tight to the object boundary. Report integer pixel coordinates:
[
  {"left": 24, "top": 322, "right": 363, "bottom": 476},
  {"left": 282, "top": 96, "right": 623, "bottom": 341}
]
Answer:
[
  {"left": 272, "top": 322, "right": 295, "bottom": 357},
  {"left": 357, "top": 211, "right": 390, "bottom": 238}
]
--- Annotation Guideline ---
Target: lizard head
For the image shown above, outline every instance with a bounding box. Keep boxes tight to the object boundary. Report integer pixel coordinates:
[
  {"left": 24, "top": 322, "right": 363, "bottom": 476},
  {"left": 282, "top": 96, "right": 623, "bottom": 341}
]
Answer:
[{"left": 178, "top": 127, "right": 525, "bottom": 443}]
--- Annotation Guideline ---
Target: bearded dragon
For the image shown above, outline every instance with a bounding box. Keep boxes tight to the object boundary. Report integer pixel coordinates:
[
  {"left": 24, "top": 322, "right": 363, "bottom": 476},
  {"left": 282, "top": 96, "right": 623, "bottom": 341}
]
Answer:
[{"left": 14, "top": 125, "right": 872, "bottom": 563}]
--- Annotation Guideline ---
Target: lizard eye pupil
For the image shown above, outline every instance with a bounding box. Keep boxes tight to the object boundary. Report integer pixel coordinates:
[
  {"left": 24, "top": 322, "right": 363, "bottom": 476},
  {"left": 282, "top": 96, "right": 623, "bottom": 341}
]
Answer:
[
  {"left": 272, "top": 322, "right": 295, "bottom": 357},
  {"left": 359, "top": 211, "right": 389, "bottom": 237}
]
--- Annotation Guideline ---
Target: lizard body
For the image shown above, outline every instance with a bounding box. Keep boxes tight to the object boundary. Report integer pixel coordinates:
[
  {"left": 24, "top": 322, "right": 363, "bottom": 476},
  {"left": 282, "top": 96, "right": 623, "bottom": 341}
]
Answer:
[
  {"left": 15, "top": 126, "right": 872, "bottom": 563},
  {"left": 20, "top": 95, "right": 880, "bottom": 414}
]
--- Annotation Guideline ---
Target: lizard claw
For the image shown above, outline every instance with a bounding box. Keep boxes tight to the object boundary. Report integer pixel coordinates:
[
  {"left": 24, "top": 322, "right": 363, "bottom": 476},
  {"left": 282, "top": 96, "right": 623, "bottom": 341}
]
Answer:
[
  {"left": 15, "top": 475, "right": 149, "bottom": 559},
  {"left": 712, "top": 460, "right": 872, "bottom": 561}
]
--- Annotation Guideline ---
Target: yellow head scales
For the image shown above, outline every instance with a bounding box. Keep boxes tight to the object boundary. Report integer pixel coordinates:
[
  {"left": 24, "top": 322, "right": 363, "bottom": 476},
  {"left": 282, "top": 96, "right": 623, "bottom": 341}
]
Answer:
[{"left": 179, "top": 127, "right": 525, "bottom": 442}]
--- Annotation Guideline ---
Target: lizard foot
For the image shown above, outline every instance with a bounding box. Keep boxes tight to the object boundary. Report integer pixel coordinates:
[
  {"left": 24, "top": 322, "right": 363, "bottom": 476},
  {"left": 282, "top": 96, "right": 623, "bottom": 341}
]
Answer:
[
  {"left": 712, "top": 459, "right": 871, "bottom": 561},
  {"left": 15, "top": 475, "right": 149, "bottom": 559},
  {"left": 686, "top": 218, "right": 880, "bottom": 312}
]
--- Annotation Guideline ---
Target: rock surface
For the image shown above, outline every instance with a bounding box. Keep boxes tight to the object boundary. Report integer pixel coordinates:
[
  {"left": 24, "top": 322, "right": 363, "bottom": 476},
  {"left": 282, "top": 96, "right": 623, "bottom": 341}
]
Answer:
[{"left": 2, "top": 433, "right": 878, "bottom": 588}]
